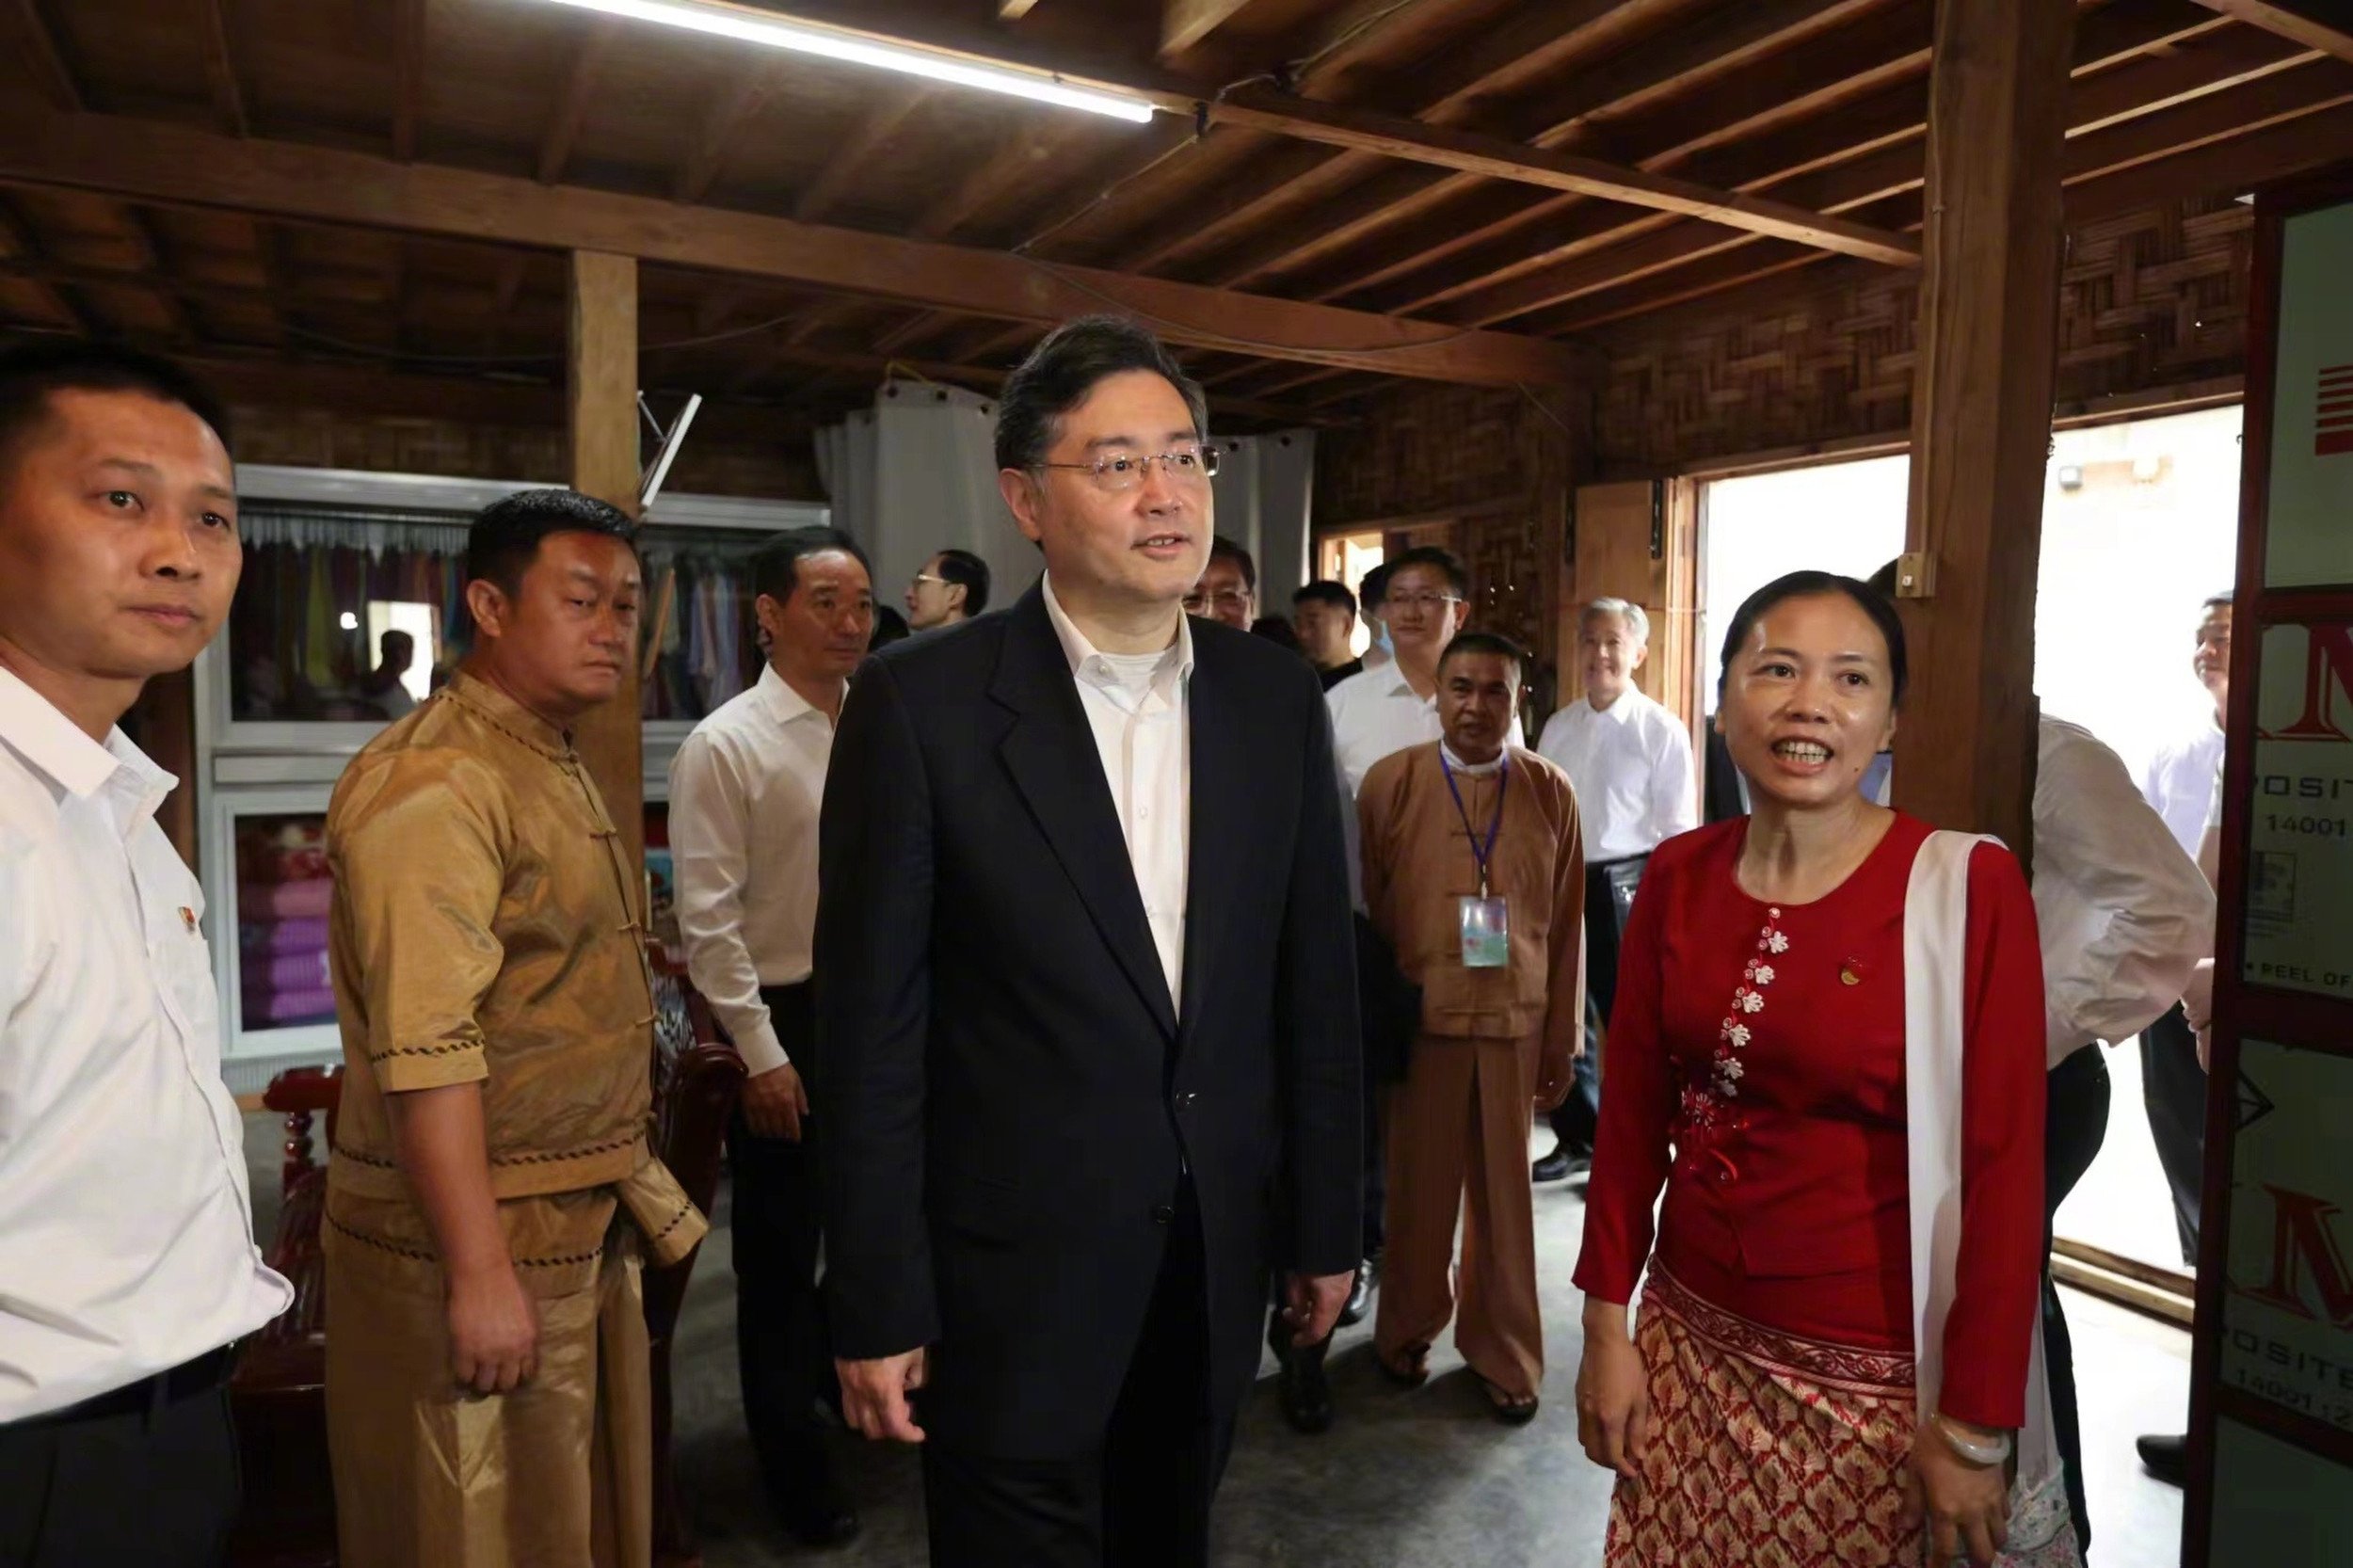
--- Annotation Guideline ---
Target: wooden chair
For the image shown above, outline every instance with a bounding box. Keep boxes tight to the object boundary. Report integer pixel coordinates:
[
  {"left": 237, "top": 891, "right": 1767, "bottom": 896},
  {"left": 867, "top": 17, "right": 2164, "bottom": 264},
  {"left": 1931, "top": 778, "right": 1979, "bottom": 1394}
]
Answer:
[{"left": 229, "top": 957, "right": 745, "bottom": 1568}]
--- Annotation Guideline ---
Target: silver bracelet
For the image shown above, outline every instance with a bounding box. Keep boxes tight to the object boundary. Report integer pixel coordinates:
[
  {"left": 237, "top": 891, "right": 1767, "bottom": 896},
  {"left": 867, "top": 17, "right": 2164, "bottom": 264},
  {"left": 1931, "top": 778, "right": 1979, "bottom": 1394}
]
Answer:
[{"left": 1931, "top": 1413, "right": 2013, "bottom": 1466}]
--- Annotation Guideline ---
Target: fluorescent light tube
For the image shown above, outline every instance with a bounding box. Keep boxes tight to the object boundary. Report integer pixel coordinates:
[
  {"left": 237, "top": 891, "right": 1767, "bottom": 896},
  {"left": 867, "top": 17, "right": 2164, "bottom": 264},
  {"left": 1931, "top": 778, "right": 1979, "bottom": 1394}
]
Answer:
[{"left": 532, "top": 0, "right": 1160, "bottom": 122}]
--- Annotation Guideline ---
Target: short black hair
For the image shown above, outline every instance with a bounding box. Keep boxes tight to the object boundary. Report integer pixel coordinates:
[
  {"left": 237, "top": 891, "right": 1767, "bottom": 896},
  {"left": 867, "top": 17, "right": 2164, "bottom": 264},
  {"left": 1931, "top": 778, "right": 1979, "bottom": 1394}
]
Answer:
[
  {"left": 869, "top": 604, "right": 910, "bottom": 649},
  {"left": 1720, "top": 568, "right": 1908, "bottom": 708},
  {"left": 465, "top": 488, "right": 637, "bottom": 596},
  {"left": 1440, "top": 630, "right": 1529, "bottom": 675},
  {"left": 1293, "top": 579, "right": 1356, "bottom": 618},
  {"left": 995, "top": 314, "right": 1209, "bottom": 472},
  {"left": 753, "top": 524, "right": 871, "bottom": 605},
  {"left": 1208, "top": 535, "right": 1257, "bottom": 593},
  {"left": 1250, "top": 616, "right": 1303, "bottom": 654},
  {"left": 1360, "top": 562, "right": 1395, "bottom": 612},
  {"left": 0, "top": 338, "right": 235, "bottom": 478},
  {"left": 1385, "top": 544, "right": 1468, "bottom": 600},
  {"left": 934, "top": 547, "right": 991, "bottom": 616}
]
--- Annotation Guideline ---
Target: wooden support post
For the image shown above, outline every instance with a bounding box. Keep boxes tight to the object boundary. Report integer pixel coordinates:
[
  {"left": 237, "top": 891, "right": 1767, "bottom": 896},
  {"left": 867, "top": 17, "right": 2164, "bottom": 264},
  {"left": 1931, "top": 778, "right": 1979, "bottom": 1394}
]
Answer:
[
  {"left": 1890, "top": 0, "right": 2076, "bottom": 854},
  {"left": 566, "top": 249, "right": 644, "bottom": 902}
]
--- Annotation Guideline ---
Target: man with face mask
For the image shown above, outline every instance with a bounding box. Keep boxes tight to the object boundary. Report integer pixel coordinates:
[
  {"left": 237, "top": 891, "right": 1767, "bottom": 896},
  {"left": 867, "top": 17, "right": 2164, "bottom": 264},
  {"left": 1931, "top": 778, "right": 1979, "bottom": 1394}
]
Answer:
[{"left": 1531, "top": 598, "right": 1697, "bottom": 1183}]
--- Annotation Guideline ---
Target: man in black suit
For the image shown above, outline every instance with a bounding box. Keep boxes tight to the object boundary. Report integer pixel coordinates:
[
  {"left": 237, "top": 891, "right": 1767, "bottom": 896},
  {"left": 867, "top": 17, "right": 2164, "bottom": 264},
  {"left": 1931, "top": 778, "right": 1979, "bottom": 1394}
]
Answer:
[{"left": 814, "top": 315, "right": 1362, "bottom": 1567}]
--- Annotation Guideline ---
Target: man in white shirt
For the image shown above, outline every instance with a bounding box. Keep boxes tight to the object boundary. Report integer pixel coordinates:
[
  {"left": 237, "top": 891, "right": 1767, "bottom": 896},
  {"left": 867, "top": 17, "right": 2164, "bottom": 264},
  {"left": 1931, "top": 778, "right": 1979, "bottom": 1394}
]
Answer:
[
  {"left": 1530, "top": 597, "right": 1697, "bottom": 1182},
  {"left": 1326, "top": 546, "right": 1522, "bottom": 794},
  {"left": 905, "top": 546, "right": 990, "bottom": 632},
  {"left": 669, "top": 524, "right": 874, "bottom": 1548},
  {"left": 1182, "top": 534, "right": 1257, "bottom": 630},
  {"left": 0, "top": 341, "right": 291, "bottom": 1565}
]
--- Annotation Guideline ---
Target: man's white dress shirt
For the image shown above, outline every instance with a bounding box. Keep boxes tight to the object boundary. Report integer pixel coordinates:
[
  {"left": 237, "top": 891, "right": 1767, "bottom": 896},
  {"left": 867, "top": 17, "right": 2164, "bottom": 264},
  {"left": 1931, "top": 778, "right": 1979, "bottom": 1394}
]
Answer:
[
  {"left": 0, "top": 667, "right": 291, "bottom": 1419},
  {"left": 1044, "top": 575, "right": 1193, "bottom": 1003},
  {"left": 669, "top": 663, "right": 837, "bottom": 1077},
  {"left": 1534, "top": 687, "right": 1698, "bottom": 863},
  {"left": 2141, "top": 719, "right": 2226, "bottom": 862},
  {"left": 2033, "top": 717, "right": 2214, "bottom": 1069},
  {"left": 1326, "top": 662, "right": 1524, "bottom": 796}
]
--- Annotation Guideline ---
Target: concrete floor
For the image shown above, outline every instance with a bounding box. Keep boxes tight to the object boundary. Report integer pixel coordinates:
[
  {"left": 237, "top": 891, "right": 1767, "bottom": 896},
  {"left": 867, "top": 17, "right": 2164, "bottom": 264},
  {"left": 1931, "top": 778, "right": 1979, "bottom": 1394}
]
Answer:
[{"left": 243, "top": 1114, "right": 2191, "bottom": 1567}]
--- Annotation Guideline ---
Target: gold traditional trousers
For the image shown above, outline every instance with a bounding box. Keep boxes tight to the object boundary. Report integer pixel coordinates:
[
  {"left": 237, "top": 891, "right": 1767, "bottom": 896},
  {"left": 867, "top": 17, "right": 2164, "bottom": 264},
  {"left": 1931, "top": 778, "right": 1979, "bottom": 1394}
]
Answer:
[
  {"left": 1356, "top": 743, "right": 1584, "bottom": 1404},
  {"left": 323, "top": 673, "right": 705, "bottom": 1568}
]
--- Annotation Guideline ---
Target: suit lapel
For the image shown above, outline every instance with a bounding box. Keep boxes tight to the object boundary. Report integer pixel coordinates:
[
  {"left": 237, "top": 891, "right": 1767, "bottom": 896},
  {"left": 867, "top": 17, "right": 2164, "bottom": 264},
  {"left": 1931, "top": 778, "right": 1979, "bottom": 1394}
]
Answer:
[
  {"left": 1177, "top": 644, "right": 1246, "bottom": 1045},
  {"left": 992, "top": 589, "right": 1178, "bottom": 1038}
]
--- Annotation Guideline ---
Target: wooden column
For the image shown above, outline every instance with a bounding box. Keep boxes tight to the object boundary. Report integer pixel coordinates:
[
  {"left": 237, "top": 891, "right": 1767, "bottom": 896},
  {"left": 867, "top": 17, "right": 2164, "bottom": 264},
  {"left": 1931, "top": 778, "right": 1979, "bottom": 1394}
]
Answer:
[
  {"left": 1567, "top": 478, "right": 1702, "bottom": 730},
  {"left": 1889, "top": 0, "right": 2077, "bottom": 853},
  {"left": 566, "top": 249, "right": 644, "bottom": 893}
]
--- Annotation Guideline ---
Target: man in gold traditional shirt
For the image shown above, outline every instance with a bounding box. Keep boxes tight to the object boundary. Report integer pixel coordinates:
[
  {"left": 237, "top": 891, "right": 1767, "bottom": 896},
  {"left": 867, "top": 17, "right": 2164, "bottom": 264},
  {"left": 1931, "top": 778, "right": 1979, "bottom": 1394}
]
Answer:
[
  {"left": 1358, "top": 632, "right": 1582, "bottom": 1423},
  {"left": 322, "top": 488, "right": 705, "bottom": 1568}
]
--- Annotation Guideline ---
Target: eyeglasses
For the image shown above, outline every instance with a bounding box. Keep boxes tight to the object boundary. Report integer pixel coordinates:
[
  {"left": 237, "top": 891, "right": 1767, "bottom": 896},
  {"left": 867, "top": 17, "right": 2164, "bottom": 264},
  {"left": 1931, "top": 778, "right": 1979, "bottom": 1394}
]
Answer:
[
  {"left": 911, "top": 574, "right": 946, "bottom": 588},
  {"left": 1184, "top": 589, "right": 1253, "bottom": 613},
  {"left": 1033, "top": 443, "right": 1221, "bottom": 493},
  {"left": 1385, "top": 591, "right": 1463, "bottom": 616}
]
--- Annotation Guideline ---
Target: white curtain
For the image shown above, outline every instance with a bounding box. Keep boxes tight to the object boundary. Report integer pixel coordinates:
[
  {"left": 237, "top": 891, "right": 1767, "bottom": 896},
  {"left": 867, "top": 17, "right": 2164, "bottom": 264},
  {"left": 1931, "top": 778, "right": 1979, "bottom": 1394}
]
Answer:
[
  {"left": 1210, "top": 430, "right": 1317, "bottom": 608},
  {"left": 817, "top": 381, "right": 1036, "bottom": 609}
]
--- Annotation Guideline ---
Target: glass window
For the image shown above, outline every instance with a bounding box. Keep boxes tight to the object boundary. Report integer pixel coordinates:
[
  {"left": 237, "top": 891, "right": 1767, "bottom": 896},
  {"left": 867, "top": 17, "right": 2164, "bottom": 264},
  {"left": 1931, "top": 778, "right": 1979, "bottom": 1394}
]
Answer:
[{"left": 234, "top": 810, "right": 336, "bottom": 1032}]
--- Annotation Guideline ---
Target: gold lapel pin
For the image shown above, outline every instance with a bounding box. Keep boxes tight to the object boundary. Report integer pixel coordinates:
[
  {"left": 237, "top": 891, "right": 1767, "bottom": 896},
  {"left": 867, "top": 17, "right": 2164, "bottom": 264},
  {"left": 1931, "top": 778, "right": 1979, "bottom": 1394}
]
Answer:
[
  {"left": 1840, "top": 958, "right": 1864, "bottom": 986},
  {"left": 179, "top": 906, "right": 199, "bottom": 933}
]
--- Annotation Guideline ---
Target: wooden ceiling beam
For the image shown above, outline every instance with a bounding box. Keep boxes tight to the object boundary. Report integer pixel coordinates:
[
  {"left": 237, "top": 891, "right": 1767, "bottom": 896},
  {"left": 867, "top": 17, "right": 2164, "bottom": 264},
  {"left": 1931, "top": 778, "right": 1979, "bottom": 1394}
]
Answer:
[
  {"left": 1203, "top": 87, "right": 1921, "bottom": 265},
  {"left": 911, "top": 121, "right": 1058, "bottom": 242},
  {"left": 1160, "top": 0, "right": 1253, "bottom": 60},
  {"left": 2191, "top": 0, "right": 2353, "bottom": 63},
  {"left": 792, "top": 87, "right": 933, "bottom": 224},
  {"left": 537, "top": 17, "right": 622, "bottom": 185},
  {"left": 0, "top": 196, "right": 90, "bottom": 331},
  {"left": 672, "top": 59, "right": 784, "bottom": 205},
  {"left": 0, "top": 111, "right": 1576, "bottom": 387},
  {"left": 195, "top": 0, "right": 248, "bottom": 137},
  {"left": 391, "top": 0, "right": 424, "bottom": 160}
]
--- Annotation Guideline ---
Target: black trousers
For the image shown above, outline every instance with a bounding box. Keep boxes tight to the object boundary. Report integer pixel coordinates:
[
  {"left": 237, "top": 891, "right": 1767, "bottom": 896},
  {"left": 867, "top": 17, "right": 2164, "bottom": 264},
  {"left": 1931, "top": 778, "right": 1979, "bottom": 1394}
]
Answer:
[
  {"left": 924, "top": 1185, "right": 1233, "bottom": 1568},
  {"left": 2140, "top": 1003, "right": 2206, "bottom": 1265},
  {"left": 2041, "top": 1046, "right": 2110, "bottom": 1559},
  {"left": 1550, "top": 855, "right": 1645, "bottom": 1152},
  {"left": 0, "top": 1349, "right": 238, "bottom": 1568},
  {"left": 730, "top": 982, "right": 838, "bottom": 1503}
]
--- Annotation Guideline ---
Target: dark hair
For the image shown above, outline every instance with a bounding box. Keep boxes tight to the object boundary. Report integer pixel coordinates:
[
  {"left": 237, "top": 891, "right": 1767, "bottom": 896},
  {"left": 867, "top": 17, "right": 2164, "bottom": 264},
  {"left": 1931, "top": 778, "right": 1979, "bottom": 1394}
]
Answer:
[
  {"left": 1293, "top": 579, "right": 1356, "bottom": 618},
  {"left": 1719, "top": 569, "right": 1908, "bottom": 707},
  {"left": 0, "top": 338, "right": 234, "bottom": 475},
  {"left": 1208, "top": 535, "right": 1257, "bottom": 593},
  {"left": 1250, "top": 616, "right": 1303, "bottom": 654},
  {"left": 933, "top": 547, "right": 991, "bottom": 616},
  {"left": 1440, "top": 630, "right": 1529, "bottom": 675},
  {"left": 869, "top": 604, "right": 910, "bottom": 649},
  {"left": 753, "top": 524, "right": 871, "bottom": 605},
  {"left": 2202, "top": 590, "right": 2233, "bottom": 612},
  {"left": 995, "top": 314, "right": 1209, "bottom": 472},
  {"left": 1360, "top": 561, "right": 1395, "bottom": 612},
  {"left": 465, "top": 488, "right": 637, "bottom": 596},
  {"left": 1385, "top": 544, "right": 1469, "bottom": 600}
]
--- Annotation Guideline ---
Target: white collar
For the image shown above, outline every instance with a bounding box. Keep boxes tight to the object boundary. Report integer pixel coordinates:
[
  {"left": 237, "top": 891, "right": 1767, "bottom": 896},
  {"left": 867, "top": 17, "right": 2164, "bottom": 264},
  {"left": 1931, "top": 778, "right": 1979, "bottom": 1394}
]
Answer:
[
  {"left": 1440, "top": 741, "right": 1506, "bottom": 776},
  {"left": 753, "top": 661, "right": 839, "bottom": 728},
  {"left": 0, "top": 664, "right": 172, "bottom": 822},
  {"left": 1584, "top": 687, "right": 1649, "bottom": 726},
  {"left": 1042, "top": 572, "right": 1196, "bottom": 682}
]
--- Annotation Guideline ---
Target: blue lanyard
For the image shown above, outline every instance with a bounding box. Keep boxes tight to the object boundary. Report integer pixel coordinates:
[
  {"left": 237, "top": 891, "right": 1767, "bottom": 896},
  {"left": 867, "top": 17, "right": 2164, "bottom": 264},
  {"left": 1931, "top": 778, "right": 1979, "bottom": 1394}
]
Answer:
[{"left": 1439, "top": 750, "right": 1509, "bottom": 898}]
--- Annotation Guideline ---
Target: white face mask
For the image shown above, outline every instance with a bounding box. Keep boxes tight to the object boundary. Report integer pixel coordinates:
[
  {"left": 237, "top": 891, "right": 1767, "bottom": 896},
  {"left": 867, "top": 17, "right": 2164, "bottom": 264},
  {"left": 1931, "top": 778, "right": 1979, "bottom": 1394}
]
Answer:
[{"left": 1373, "top": 619, "right": 1396, "bottom": 656}]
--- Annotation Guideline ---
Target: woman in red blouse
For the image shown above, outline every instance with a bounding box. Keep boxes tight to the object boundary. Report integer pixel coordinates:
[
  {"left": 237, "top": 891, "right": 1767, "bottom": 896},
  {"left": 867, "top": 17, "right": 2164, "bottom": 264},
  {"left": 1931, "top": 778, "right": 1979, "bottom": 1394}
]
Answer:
[{"left": 1574, "top": 572, "right": 2050, "bottom": 1568}]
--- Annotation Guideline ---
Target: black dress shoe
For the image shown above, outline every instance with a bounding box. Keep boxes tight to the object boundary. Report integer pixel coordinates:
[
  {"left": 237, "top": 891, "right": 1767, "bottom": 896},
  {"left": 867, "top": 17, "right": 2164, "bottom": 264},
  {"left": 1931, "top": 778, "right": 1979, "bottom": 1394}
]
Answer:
[
  {"left": 1337, "top": 1261, "right": 1375, "bottom": 1328},
  {"left": 776, "top": 1469, "right": 862, "bottom": 1549},
  {"left": 2137, "top": 1432, "right": 2187, "bottom": 1487},
  {"left": 1532, "top": 1143, "right": 1593, "bottom": 1183},
  {"left": 1280, "top": 1337, "right": 1335, "bottom": 1434}
]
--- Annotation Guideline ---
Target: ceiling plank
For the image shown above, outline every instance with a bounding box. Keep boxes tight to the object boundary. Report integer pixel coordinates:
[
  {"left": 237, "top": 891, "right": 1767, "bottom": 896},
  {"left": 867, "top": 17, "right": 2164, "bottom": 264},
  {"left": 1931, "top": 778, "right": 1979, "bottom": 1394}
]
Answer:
[
  {"left": 1205, "top": 87, "right": 1922, "bottom": 264},
  {"left": 392, "top": 0, "right": 424, "bottom": 160},
  {"left": 538, "top": 17, "right": 623, "bottom": 185},
  {"left": 118, "top": 208, "right": 198, "bottom": 341},
  {"left": 2192, "top": 0, "right": 2353, "bottom": 62},
  {"left": 6, "top": 0, "right": 80, "bottom": 111},
  {"left": 0, "top": 109, "right": 1582, "bottom": 388},
  {"left": 911, "top": 121, "right": 1058, "bottom": 241},
  {"left": 672, "top": 60, "right": 784, "bottom": 204},
  {"left": 195, "top": 0, "right": 248, "bottom": 136},
  {"left": 1160, "top": 0, "right": 1253, "bottom": 60},
  {"left": 793, "top": 87, "right": 933, "bottom": 224},
  {"left": 0, "top": 196, "right": 90, "bottom": 329}
]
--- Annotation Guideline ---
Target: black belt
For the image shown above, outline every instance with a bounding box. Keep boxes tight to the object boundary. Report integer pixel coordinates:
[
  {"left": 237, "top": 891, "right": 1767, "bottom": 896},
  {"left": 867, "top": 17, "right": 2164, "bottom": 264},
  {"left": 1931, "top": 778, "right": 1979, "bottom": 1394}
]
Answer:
[{"left": 15, "top": 1344, "right": 236, "bottom": 1428}]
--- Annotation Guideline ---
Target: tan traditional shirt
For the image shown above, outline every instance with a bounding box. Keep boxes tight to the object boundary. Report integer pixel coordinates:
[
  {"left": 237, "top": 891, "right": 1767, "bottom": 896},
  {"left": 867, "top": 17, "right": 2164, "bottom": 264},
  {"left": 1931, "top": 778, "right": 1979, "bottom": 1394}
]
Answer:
[
  {"left": 325, "top": 670, "right": 702, "bottom": 1271},
  {"left": 1358, "top": 741, "right": 1585, "bottom": 1053}
]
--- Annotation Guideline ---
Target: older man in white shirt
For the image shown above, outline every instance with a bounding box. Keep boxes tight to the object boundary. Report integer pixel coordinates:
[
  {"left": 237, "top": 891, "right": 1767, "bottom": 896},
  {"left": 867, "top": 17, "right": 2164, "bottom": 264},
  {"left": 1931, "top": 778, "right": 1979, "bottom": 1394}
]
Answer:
[
  {"left": 0, "top": 342, "right": 291, "bottom": 1566},
  {"left": 669, "top": 525, "right": 874, "bottom": 1548},
  {"left": 1530, "top": 597, "right": 1697, "bottom": 1182}
]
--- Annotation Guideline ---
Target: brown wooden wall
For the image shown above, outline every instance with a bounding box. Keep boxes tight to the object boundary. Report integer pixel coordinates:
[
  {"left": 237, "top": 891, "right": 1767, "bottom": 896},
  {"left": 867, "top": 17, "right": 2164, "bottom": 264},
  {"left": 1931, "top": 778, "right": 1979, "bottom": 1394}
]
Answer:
[{"left": 1594, "top": 195, "right": 2253, "bottom": 473}]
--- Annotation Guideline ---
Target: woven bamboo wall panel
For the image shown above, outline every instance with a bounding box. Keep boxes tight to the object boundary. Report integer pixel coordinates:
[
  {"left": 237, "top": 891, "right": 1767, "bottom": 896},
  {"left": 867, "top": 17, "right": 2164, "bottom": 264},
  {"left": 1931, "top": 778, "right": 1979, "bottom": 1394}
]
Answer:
[{"left": 1596, "top": 197, "right": 2252, "bottom": 471}]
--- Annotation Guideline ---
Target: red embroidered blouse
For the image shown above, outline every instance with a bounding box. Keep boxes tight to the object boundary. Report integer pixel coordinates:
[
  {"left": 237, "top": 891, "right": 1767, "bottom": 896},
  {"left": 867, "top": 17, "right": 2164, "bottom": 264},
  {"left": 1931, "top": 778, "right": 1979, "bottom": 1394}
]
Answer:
[{"left": 1573, "top": 812, "right": 2047, "bottom": 1429}]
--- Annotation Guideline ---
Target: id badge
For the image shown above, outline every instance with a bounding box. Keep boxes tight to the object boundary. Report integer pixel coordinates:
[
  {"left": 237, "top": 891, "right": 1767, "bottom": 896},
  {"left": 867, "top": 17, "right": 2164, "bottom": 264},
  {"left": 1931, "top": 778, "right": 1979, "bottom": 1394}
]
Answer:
[{"left": 1459, "top": 896, "right": 1510, "bottom": 968}]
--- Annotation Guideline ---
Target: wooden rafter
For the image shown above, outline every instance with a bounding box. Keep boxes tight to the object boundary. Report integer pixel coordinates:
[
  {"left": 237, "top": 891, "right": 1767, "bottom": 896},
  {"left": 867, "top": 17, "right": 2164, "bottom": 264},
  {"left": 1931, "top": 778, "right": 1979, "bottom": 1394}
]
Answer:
[
  {"left": 0, "top": 108, "right": 1584, "bottom": 388},
  {"left": 195, "top": 0, "right": 248, "bottom": 136},
  {"left": 118, "top": 208, "right": 197, "bottom": 341},
  {"left": 538, "top": 17, "right": 622, "bottom": 185},
  {"left": 793, "top": 87, "right": 933, "bottom": 224},
  {"left": 0, "top": 196, "right": 88, "bottom": 330},
  {"left": 2192, "top": 0, "right": 2353, "bottom": 63},
  {"left": 673, "top": 59, "right": 784, "bottom": 205},
  {"left": 1160, "top": 0, "right": 1253, "bottom": 60},
  {"left": 391, "top": 0, "right": 424, "bottom": 160},
  {"left": 913, "top": 121, "right": 1060, "bottom": 243}
]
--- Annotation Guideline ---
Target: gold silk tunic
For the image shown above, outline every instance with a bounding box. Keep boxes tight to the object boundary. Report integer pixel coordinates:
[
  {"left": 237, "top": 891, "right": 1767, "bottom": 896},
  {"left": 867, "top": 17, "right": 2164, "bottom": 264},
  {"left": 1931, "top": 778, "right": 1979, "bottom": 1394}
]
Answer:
[{"left": 321, "top": 670, "right": 705, "bottom": 1568}]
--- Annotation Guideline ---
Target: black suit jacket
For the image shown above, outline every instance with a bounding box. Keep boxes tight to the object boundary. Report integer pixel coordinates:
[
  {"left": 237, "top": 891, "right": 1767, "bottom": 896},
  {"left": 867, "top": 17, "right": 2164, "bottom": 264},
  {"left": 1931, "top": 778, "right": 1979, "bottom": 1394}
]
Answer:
[{"left": 814, "top": 585, "right": 1362, "bottom": 1459}]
